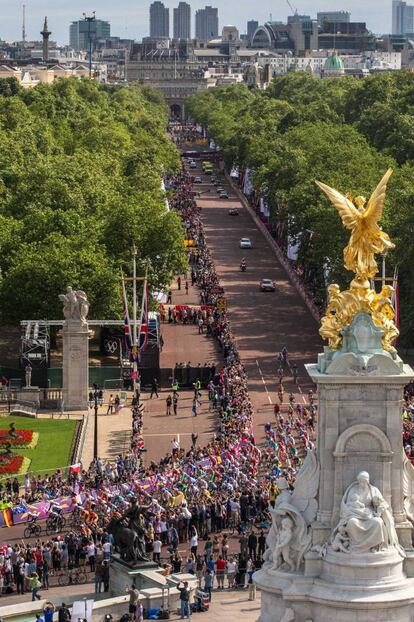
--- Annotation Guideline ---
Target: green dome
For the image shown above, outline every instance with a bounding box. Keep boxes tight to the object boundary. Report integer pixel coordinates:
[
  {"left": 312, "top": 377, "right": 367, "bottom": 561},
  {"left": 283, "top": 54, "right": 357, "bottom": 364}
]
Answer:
[{"left": 324, "top": 52, "right": 344, "bottom": 70}]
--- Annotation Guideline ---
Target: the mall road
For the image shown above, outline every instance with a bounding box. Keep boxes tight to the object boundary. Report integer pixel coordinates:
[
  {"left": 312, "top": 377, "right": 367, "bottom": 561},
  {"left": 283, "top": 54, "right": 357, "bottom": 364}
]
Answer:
[{"left": 191, "top": 162, "right": 323, "bottom": 440}]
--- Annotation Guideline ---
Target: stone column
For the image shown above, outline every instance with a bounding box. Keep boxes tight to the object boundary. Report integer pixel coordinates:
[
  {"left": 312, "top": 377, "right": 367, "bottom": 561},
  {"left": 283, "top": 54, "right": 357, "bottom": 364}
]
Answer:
[
  {"left": 62, "top": 320, "right": 89, "bottom": 411},
  {"left": 60, "top": 287, "right": 90, "bottom": 411}
]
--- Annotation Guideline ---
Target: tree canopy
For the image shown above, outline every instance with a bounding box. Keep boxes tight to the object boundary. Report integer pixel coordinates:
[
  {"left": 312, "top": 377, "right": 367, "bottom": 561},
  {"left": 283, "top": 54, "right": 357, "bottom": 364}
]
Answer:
[
  {"left": 186, "top": 74, "right": 414, "bottom": 346},
  {"left": 0, "top": 77, "right": 186, "bottom": 322}
]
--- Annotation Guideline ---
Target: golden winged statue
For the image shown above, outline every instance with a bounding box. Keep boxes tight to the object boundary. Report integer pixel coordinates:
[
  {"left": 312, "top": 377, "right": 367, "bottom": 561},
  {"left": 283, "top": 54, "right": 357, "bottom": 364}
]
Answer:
[
  {"left": 315, "top": 168, "right": 394, "bottom": 286},
  {"left": 315, "top": 169, "right": 399, "bottom": 352}
]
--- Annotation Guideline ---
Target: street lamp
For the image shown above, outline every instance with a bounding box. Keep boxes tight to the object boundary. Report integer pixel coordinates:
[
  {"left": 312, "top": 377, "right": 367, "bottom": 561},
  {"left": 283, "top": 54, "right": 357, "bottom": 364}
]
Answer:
[{"left": 92, "top": 382, "right": 99, "bottom": 460}]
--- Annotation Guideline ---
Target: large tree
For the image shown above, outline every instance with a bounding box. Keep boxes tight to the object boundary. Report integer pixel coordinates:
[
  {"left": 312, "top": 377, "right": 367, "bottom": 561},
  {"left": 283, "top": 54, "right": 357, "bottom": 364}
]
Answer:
[{"left": 0, "top": 78, "right": 185, "bottom": 322}]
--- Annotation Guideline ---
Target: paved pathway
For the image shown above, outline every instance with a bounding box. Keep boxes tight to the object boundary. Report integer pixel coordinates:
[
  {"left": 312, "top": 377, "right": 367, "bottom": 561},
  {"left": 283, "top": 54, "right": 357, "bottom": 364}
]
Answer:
[{"left": 1, "top": 583, "right": 261, "bottom": 621}]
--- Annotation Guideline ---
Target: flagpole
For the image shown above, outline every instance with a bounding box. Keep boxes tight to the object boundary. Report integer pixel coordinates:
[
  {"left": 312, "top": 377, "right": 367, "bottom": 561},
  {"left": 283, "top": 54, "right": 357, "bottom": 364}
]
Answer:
[
  {"left": 132, "top": 243, "right": 138, "bottom": 396},
  {"left": 138, "top": 265, "right": 149, "bottom": 345}
]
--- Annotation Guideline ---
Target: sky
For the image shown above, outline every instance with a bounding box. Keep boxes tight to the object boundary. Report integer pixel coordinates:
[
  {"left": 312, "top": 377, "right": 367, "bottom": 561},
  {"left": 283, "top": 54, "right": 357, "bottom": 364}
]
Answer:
[{"left": 0, "top": 0, "right": 392, "bottom": 45}]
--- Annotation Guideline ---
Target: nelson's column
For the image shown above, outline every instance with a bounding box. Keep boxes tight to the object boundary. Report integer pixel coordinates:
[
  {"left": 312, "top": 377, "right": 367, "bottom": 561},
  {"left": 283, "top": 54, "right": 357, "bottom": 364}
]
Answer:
[{"left": 254, "top": 169, "right": 414, "bottom": 621}]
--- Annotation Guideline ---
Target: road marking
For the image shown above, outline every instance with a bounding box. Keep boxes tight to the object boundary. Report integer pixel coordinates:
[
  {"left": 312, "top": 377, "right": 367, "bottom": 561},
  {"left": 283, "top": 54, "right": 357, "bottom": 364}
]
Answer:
[{"left": 256, "top": 359, "right": 273, "bottom": 405}]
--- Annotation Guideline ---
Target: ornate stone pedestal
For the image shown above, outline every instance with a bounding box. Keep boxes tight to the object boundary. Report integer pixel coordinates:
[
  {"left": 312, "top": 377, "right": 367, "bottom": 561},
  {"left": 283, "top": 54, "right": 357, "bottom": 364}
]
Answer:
[
  {"left": 255, "top": 315, "right": 414, "bottom": 622},
  {"left": 16, "top": 387, "right": 41, "bottom": 407},
  {"left": 109, "top": 556, "right": 160, "bottom": 595},
  {"left": 62, "top": 320, "right": 89, "bottom": 411}
]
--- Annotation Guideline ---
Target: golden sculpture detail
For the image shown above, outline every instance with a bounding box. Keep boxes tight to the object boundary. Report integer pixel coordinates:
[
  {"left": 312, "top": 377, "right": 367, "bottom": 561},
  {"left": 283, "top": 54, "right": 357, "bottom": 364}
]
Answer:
[{"left": 316, "top": 169, "right": 399, "bottom": 352}]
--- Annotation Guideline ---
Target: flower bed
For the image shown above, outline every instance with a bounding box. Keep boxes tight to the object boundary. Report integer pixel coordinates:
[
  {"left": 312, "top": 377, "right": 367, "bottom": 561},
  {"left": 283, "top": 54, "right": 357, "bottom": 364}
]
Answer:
[
  {"left": 0, "top": 429, "right": 39, "bottom": 449},
  {"left": 0, "top": 455, "right": 31, "bottom": 475}
]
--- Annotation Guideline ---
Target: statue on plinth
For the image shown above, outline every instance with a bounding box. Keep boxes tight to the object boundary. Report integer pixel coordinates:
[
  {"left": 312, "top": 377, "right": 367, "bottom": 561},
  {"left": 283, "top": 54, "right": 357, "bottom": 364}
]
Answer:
[
  {"left": 107, "top": 497, "right": 150, "bottom": 564},
  {"left": 59, "top": 287, "right": 89, "bottom": 323},
  {"left": 330, "top": 471, "right": 403, "bottom": 555},
  {"left": 25, "top": 363, "right": 32, "bottom": 388}
]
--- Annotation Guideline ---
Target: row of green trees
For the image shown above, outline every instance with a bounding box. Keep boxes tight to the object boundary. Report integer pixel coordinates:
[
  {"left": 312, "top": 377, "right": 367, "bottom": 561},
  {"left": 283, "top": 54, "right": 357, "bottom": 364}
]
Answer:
[
  {"left": 186, "top": 73, "right": 414, "bottom": 346},
  {"left": 0, "top": 77, "right": 186, "bottom": 321}
]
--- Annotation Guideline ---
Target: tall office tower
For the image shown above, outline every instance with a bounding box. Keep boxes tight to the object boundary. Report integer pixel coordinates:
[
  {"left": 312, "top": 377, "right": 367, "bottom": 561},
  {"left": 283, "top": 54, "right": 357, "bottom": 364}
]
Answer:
[
  {"left": 195, "top": 6, "right": 219, "bottom": 40},
  {"left": 69, "top": 18, "right": 110, "bottom": 51},
  {"left": 317, "top": 11, "right": 351, "bottom": 24},
  {"left": 174, "top": 2, "right": 191, "bottom": 39},
  {"left": 150, "top": 1, "right": 170, "bottom": 38},
  {"left": 392, "top": 0, "right": 414, "bottom": 33},
  {"left": 247, "top": 20, "right": 258, "bottom": 43}
]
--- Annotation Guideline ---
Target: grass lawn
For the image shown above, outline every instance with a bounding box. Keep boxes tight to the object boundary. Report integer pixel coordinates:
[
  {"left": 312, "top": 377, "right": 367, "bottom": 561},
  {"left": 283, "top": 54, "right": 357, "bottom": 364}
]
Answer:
[{"left": 0, "top": 416, "right": 78, "bottom": 478}]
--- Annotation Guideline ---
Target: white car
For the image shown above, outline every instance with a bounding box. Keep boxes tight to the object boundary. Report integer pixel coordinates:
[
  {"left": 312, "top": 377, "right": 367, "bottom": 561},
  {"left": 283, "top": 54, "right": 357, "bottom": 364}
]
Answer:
[
  {"left": 239, "top": 237, "right": 252, "bottom": 249},
  {"left": 260, "top": 278, "right": 276, "bottom": 292}
]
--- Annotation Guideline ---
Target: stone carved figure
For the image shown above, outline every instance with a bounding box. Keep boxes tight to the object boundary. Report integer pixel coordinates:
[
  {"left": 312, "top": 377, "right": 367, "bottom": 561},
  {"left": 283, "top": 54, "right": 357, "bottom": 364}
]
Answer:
[
  {"left": 265, "top": 450, "right": 320, "bottom": 572},
  {"left": 331, "top": 471, "right": 402, "bottom": 555},
  {"left": 280, "top": 609, "right": 295, "bottom": 622},
  {"left": 331, "top": 525, "right": 350, "bottom": 553},
  {"left": 25, "top": 363, "right": 32, "bottom": 388},
  {"left": 273, "top": 516, "right": 295, "bottom": 571},
  {"left": 59, "top": 287, "right": 89, "bottom": 323}
]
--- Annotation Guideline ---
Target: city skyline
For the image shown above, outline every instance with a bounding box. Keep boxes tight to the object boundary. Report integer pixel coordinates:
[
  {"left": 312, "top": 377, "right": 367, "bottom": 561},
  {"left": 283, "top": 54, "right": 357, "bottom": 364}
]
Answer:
[{"left": 0, "top": 0, "right": 394, "bottom": 44}]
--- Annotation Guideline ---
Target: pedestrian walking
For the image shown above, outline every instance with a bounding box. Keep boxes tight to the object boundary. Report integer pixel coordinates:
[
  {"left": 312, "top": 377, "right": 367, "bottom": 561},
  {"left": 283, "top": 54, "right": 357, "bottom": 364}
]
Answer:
[
  {"left": 185, "top": 281, "right": 189, "bottom": 295},
  {"left": 247, "top": 565, "right": 256, "bottom": 601},
  {"left": 173, "top": 394, "right": 178, "bottom": 415},
  {"left": 166, "top": 395, "right": 172, "bottom": 416},
  {"left": 192, "top": 398, "right": 198, "bottom": 417},
  {"left": 167, "top": 290, "right": 172, "bottom": 304},
  {"left": 204, "top": 568, "right": 213, "bottom": 601},
  {"left": 177, "top": 276, "right": 181, "bottom": 290},
  {"left": 107, "top": 394, "right": 114, "bottom": 415},
  {"left": 150, "top": 378, "right": 159, "bottom": 399},
  {"left": 172, "top": 379, "right": 179, "bottom": 396},
  {"left": 198, "top": 318, "right": 204, "bottom": 334},
  {"left": 30, "top": 572, "right": 42, "bottom": 601},
  {"left": 191, "top": 432, "right": 198, "bottom": 448}
]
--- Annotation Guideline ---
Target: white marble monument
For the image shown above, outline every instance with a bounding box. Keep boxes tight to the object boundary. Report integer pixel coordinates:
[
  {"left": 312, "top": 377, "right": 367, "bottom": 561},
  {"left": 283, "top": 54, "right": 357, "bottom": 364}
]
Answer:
[
  {"left": 255, "top": 171, "right": 414, "bottom": 621},
  {"left": 60, "top": 287, "right": 89, "bottom": 411}
]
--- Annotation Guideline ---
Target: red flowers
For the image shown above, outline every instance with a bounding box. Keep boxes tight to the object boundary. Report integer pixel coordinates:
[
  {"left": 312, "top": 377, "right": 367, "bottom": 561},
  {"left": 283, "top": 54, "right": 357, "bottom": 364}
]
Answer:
[
  {"left": 0, "top": 429, "right": 33, "bottom": 447},
  {"left": 0, "top": 455, "right": 24, "bottom": 474}
]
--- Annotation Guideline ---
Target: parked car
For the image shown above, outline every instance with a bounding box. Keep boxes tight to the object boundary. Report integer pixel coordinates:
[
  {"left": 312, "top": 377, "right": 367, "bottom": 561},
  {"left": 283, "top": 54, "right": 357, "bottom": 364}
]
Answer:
[
  {"left": 260, "top": 278, "right": 276, "bottom": 292},
  {"left": 219, "top": 191, "right": 229, "bottom": 199},
  {"left": 189, "top": 161, "right": 197, "bottom": 169},
  {"left": 228, "top": 208, "right": 239, "bottom": 215},
  {"left": 239, "top": 237, "right": 252, "bottom": 249},
  {"left": 194, "top": 176, "right": 202, "bottom": 183}
]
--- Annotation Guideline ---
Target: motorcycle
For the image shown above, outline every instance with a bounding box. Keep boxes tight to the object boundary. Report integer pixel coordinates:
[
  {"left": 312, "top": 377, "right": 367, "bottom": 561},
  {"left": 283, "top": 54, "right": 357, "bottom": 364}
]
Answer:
[{"left": 240, "top": 263, "right": 247, "bottom": 272}]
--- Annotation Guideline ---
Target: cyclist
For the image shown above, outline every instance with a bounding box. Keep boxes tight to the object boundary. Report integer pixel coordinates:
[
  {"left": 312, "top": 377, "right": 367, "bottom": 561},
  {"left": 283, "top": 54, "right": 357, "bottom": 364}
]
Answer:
[
  {"left": 88, "top": 504, "right": 98, "bottom": 527},
  {"left": 48, "top": 501, "right": 63, "bottom": 528}
]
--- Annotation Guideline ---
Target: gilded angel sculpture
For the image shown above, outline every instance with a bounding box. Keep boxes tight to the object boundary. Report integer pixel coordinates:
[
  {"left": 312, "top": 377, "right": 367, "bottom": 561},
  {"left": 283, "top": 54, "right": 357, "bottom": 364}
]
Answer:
[{"left": 315, "top": 169, "right": 394, "bottom": 284}]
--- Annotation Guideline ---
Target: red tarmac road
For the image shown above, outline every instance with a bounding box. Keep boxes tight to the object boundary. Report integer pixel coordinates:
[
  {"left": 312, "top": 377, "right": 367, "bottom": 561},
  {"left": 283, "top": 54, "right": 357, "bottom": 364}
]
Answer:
[{"left": 192, "top": 163, "right": 323, "bottom": 441}]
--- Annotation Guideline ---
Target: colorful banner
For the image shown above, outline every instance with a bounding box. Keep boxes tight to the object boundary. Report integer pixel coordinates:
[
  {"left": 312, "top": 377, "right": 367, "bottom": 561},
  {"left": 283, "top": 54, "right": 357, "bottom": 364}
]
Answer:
[{"left": 0, "top": 494, "right": 75, "bottom": 528}]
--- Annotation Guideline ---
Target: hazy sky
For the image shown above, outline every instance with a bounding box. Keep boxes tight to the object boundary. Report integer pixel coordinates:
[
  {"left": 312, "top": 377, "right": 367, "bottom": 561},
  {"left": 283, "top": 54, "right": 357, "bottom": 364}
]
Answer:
[{"left": 0, "top": 0, "right": 392, "bottom": 44}]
